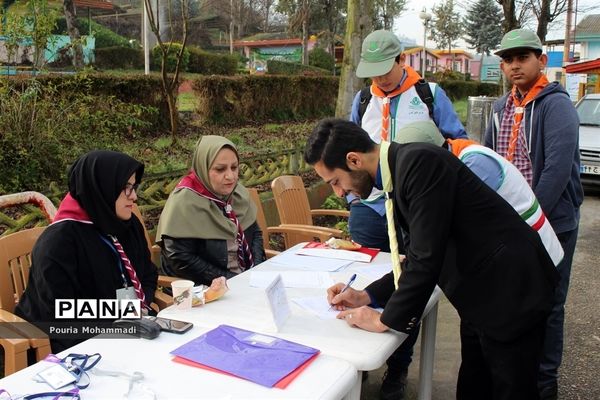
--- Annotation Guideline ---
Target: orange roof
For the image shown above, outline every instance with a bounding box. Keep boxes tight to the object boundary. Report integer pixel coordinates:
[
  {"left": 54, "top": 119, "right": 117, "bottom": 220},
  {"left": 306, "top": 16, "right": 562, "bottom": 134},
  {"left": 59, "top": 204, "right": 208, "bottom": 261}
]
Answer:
[
  {"left": 232, "top": 38, "right": 302, "bottom": 48},
  {"left": 433, "top": 49, "right": 473, "bottom": 58},
  {"left": 403, "top": 47, "right": 440, "bottom": 58},
  {"left": 74, "top": 0, "right": 113, "bottom": 10}
]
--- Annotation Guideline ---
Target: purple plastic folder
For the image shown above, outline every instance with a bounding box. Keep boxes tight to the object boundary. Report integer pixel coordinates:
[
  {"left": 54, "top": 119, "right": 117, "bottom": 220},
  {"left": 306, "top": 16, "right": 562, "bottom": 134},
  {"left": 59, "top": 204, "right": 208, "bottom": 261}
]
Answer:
[{"left": 170, "top": 324, "right": 320, "bottom": 387}]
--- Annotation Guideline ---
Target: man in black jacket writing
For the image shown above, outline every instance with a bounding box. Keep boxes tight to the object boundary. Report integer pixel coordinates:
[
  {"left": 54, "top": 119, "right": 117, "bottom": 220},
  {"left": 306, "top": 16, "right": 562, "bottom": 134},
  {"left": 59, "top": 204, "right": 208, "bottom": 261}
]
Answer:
[{"left": 304, "top": 118, "right": 558, "bottom": 400}]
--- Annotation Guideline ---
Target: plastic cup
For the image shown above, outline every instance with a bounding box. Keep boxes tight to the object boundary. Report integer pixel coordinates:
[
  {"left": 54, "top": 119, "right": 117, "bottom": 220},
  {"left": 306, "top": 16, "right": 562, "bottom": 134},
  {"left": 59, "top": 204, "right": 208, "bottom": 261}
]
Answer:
[{"left": 171, "top": 280, "right": 194, "bottom": 310}]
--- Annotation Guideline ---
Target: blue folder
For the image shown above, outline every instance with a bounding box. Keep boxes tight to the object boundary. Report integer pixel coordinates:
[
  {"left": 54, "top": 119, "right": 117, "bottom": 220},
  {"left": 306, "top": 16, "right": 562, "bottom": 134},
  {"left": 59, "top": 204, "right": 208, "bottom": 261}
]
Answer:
[{"left": 171, "top": 324, "right": 320, "bottom": 387}]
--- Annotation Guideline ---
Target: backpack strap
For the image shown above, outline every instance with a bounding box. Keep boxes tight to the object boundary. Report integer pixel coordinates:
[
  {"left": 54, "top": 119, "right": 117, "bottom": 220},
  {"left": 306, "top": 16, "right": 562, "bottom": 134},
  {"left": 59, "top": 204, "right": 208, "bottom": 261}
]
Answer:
[
  {"left": 357, "top": 87, "right": 372, "bottom": 121},
  {"left": 414, "top": 79, "right": 435, "bottom": 119}
]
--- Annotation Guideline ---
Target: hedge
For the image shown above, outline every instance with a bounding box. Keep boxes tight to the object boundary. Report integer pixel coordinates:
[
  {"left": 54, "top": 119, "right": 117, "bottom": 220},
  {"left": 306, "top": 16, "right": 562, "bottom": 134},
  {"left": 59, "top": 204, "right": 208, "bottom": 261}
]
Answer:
[
  {"left": 438, "top": 80, "right": 500, "bottom": 100},
  {"left": 187, "top": 47, "right": 237, "bottom": 75},
  {"left": 267, "top": 60, "right": 331, "bottom": 76},
  {"left": 193, "top": 75, "right": 338, "bottom": 124},
  {"left": 94, "top": 47, "right": 144, "bottom": 70},
  {"left": 6, "top": 73, "right": 170, "bottom": 132}
]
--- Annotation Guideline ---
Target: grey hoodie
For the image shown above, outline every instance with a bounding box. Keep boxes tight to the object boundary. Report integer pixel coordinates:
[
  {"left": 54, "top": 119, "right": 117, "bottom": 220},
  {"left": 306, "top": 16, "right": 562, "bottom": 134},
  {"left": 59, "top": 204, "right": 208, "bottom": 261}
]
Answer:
[{"left": 484, "top": 81, "right": 583, "bottom": 234}]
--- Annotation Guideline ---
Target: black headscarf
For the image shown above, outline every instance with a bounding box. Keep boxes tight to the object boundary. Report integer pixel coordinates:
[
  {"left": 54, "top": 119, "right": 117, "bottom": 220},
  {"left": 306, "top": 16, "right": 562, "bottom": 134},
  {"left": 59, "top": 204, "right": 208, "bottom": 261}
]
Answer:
[{"left": 68, "top": 150, "right": 144, "bottom": 236}]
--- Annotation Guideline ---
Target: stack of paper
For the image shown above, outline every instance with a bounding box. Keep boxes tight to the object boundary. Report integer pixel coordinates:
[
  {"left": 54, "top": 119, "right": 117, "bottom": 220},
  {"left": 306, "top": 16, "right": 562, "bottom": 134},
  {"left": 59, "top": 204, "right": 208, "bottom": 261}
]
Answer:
[
  {"left": 268, "top": 250, "right": 352, "bottom": 272},
  {"left": 171, "top": 325, "right": 320, "bottom": 388},
  {"left": 249, "top": 271, "right": 334, "bottom": 289},
  {"left": 295, "top": 242, "right": 380, "bottom": 263}
]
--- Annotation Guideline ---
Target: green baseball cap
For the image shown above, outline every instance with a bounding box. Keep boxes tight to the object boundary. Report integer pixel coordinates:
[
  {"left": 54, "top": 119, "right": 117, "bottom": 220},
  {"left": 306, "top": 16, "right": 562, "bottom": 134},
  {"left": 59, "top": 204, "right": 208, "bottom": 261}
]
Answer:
[
  {"left": 356, "top": 30, "right": 403, "bottom": 78},
  {"left": 495, "top": 28, "right": 543, "bottom": 57},
  {"left": 395, "top": 121, "right": 445, "bottom": 147}
]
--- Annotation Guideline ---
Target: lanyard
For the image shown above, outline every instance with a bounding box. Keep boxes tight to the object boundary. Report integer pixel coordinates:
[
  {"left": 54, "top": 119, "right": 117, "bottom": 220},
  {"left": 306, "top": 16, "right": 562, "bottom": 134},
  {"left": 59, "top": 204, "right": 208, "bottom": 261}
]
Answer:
[
  {"left": 99, "top": 234, "right": 128, "bottom": 288},
  {"left": 60, "top": 353, "right": 102, "bottom": 389},
  {"left": 0, "top": 389, "right": 81, "bottom": 400}
]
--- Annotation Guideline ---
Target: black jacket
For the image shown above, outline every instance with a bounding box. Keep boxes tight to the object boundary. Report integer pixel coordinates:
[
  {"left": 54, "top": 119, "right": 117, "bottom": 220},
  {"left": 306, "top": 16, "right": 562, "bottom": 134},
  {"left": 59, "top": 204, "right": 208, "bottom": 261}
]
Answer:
[
  {"left": 160, "top": 222, "right": 266, "bottom": 285},
  {"left": 366, "top": 142, "right": 558, "bottom": 342}
]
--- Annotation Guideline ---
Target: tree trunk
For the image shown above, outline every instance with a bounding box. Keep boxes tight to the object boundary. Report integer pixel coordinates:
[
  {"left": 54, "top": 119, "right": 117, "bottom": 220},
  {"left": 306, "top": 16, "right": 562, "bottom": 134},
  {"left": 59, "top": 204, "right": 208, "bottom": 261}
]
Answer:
[
  {"left": 301, "top": 0, "right": 309, "bottom": 65},
  {"left": 335, "top": 0, "right": 372, "bottom": 118},
  {"left": 498, "top": 0, "right": 519, "bottom": 33},
  {"left": 63, "top": 0, "right": 84, "bottom": 68},
  {"left": 536, "top": 0, "right": 551, "bottom": 42},
  {"left": 478, "top": 53, "right": 484, "bottom": 81}
]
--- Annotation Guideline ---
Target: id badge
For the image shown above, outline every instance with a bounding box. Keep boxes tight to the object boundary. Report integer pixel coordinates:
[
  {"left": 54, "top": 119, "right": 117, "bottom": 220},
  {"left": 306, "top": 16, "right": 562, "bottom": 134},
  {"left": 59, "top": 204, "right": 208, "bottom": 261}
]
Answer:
[
  {"left": 37, "top": 363, "right": 78, "bottom": 389},
  {"left": 116, "top": 286, "right": 137, "bottom": 300}
]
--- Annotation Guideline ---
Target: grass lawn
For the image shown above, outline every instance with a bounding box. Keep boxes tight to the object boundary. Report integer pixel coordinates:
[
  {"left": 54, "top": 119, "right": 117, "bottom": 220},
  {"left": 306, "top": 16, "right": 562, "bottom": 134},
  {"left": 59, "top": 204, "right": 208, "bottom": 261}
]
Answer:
[{"left": 453, "top": 98, "right": 468, "bottom": 126}]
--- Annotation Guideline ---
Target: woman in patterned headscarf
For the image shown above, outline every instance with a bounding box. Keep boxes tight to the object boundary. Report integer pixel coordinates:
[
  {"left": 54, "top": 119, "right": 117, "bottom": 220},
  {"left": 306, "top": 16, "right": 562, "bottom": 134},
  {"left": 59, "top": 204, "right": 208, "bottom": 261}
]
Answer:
[{"left": 156, "top": 136, "right": 265, "bottom": 285}]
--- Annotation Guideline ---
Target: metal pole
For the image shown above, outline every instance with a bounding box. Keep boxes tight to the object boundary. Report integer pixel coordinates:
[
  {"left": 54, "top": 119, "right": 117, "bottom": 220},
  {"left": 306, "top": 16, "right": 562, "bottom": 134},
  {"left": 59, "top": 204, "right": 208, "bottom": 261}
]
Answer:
[
  {"left": 562, "top": 0, "right": 573, "bottom": 82},
  {"left": 422, "top": 23, "right": 426, "bottom": 77},
  {"left": 143, "top": 0, "right": 150, "bottom": 75}
]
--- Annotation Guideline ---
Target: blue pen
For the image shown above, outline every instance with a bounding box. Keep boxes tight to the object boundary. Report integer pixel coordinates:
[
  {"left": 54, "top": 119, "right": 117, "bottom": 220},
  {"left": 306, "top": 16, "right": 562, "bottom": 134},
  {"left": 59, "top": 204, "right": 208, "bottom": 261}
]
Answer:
[{"left": 329, "top": 273, "right": 357, "bottom": 310}]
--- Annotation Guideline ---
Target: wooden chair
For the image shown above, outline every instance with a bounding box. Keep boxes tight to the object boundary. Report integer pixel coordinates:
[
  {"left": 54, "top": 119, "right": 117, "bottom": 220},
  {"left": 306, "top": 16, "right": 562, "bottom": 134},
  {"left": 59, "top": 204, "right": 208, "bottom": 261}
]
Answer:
[
  {"left": 271, "top": 175, "right": 349, "bottom": 238},
  {"left": 0, "top": 227, "right": 52, "bottom": 376},
  {"left": 132, "top": 204, "right": 174, "bottom": 311},
  {"left": 248, "top": 188, "right": 335, "bottom": 259}
]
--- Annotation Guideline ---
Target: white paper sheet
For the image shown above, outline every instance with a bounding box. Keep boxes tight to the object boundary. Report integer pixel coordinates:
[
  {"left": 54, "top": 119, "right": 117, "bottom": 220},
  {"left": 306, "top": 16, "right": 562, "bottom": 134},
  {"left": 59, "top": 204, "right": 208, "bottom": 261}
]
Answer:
[
  {"left": 354, "top": 263, "right": 393, "bottom": 281},
  {"left": 291, "top": 295, "right": 339, "bottom": 319},
  {"left": 250, "top": 271, "right": 334, "bottom": 289},
  {"left": 268, "top": 251, "right": 352, "bottom": 272}
]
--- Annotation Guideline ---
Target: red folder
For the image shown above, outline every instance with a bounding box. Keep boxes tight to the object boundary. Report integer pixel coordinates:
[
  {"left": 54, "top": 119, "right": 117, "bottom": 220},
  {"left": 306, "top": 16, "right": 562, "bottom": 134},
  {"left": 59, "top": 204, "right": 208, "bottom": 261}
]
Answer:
[
  {"left": 172, "top": 352, "right": 319, "bottom": 389},
  {"left": 296, "top": 241, "right": 380, "bottom": 262}
]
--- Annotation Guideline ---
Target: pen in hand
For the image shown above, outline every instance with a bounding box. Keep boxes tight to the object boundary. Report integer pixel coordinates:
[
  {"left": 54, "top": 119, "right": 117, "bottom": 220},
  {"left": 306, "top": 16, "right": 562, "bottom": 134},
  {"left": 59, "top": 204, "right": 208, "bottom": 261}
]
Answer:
[{"left": 329, "top": 273, "right": 357, "bottom": 311}]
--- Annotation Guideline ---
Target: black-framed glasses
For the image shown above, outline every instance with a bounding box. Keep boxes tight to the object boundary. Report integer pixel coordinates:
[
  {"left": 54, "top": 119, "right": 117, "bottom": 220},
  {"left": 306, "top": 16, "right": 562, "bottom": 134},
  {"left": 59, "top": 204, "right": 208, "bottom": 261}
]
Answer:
[{"left": 123, "top": 183, "right": 139, "bottom": 197}]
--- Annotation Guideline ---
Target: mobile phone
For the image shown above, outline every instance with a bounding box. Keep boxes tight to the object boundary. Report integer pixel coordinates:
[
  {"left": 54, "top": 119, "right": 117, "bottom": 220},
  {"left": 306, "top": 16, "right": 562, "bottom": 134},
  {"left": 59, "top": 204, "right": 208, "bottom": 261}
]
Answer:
[{"left": 145, "top": 316, "right": 193, "bottom": 334}]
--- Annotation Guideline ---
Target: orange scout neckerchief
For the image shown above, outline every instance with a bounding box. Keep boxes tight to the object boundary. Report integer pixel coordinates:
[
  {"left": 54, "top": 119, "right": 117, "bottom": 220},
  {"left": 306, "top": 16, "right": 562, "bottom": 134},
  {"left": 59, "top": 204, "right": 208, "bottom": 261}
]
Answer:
[
  {"left": 446, "top": 138, "right": 478, "bottom": 157},
  {"left": 506, "top": 74, "right": 549, "bottom": 162},
  {"left": 370, "top": 66, "right": 422, "bottom": 142}
]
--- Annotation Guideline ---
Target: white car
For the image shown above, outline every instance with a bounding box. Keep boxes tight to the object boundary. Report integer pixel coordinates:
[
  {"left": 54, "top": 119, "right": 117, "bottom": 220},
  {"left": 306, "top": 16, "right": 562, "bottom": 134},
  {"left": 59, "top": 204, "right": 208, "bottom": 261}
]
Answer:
[{"left": 576, "top": 93, "right": 600, "bottom": 187}]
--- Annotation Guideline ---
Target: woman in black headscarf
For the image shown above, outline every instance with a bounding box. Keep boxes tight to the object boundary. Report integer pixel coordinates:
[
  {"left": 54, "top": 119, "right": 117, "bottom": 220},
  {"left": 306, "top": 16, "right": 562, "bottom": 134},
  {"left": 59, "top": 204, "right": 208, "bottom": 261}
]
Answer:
[{"left": 15, "top": 150, "right": 158, "bottom": 352}]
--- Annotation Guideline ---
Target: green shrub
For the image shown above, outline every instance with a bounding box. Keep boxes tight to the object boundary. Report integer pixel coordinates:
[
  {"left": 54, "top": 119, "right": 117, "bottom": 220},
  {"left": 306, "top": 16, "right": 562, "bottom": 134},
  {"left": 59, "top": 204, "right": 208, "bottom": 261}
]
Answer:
[
  {"left": 439, "top": 80, "right": 500, "bottom": 100},
  {"left": 266, "top": 60, "right": 331, "bottom": 76},
  {"left": 94, "top": 46, "right": 144, "bottom": 70},
  {"left": 187, "top": 46, "right": 237, "bottom": 75},
  {"left": 54, "top": 18, "right": 130, "bottom": 48},
  {"left": 151, "top": 43, "right": 190, "bottom": 73},
  {"left": 309, "top": 47, "right": 334, "bottom": 71},
  {"left": 193, "top": 75, "right": 338, "bottom": 125},
  {"left": 0, "top": 79, "right": 155, "bottom": 193}
]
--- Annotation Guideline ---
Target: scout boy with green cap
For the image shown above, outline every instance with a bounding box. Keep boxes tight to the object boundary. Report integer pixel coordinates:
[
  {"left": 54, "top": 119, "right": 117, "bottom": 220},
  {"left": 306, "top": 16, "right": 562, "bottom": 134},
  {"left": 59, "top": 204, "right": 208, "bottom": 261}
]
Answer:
[
  {"left": 484, "top": 28, "right": 583, "bottom": 400},
  {"left": 347, "top": 29, "right": 467, "bottom": 400}
]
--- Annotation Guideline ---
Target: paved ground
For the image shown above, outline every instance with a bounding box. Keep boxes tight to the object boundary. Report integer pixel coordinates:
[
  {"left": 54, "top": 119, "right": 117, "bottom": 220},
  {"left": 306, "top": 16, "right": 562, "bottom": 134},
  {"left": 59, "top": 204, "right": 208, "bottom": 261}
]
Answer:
[{"left": 361, "top": 191, "right": 600, "bottom": 400}]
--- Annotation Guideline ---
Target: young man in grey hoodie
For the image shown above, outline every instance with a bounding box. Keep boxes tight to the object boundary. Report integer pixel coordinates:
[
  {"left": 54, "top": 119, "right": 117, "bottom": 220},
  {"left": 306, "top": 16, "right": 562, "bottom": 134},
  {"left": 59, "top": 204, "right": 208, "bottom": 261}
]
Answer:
[{"left": 484, "top": 28, "right": 584, "bottom": 400}]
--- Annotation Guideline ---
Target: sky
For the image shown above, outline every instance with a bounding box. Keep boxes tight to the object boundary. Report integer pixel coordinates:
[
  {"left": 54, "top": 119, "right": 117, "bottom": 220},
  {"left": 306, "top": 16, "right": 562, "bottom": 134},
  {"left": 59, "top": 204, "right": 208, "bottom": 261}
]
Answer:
[{"left": 393, "top": 0, "right": 600, "bottom": 52}]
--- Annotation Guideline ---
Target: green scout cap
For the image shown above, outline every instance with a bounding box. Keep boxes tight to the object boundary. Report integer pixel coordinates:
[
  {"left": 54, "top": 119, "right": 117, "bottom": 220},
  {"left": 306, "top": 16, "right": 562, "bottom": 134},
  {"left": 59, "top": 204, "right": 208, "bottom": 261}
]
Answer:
[
  {"left": 395, "top": 121, "right": 445, "bottom": 147},
  {"left": 495, "top": 29, "right": 543, "bottom": 57},
  {"left": 356, "top": 30, "right": 403, "bottom": 78}
]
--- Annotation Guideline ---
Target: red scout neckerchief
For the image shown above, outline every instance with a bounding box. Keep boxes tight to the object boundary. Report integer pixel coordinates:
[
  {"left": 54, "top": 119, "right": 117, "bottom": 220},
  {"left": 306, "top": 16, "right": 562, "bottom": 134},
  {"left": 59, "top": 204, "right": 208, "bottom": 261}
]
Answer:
[
  {"left": 53, "top": 193, "right": 148, "bottom": 307},
  {"left": 370, "top": 66, "right": 422, "bottom": 142},
  {"left": 176, "top": 171, "right": 254, "bottom": 270},
  {"left": 506, "top": 74, "right": 549, "bottom": 162}
]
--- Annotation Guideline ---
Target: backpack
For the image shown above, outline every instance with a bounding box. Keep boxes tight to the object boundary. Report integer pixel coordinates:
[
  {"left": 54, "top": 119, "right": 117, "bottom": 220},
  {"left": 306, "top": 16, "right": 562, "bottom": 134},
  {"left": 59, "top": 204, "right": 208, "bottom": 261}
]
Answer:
[{"left": 358, "top": 79, "right": 435, "bottom": 121}]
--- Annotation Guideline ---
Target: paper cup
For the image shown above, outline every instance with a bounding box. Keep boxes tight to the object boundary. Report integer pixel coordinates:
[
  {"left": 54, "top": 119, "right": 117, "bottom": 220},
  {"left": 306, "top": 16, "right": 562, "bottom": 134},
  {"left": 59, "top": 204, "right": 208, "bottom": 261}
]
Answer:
[{"left": 171, "top": 280, "right": 194, "bottom": 310}]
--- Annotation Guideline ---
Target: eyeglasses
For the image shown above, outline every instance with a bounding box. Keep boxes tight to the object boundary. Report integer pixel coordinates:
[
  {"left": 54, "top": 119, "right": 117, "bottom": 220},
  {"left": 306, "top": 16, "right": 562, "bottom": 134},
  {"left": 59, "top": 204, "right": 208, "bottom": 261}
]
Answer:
[{"left": 123, "top": 183, "right": 139, "bottom": 197}]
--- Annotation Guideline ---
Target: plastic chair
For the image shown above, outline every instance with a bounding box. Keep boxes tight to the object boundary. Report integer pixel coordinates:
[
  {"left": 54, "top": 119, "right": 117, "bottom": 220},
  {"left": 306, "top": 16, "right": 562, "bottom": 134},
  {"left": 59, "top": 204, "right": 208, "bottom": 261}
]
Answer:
[
  {"left": 271, "top": 175, "right": 349, "bottom": 238},
  {"left": 0, "top": 227, "right": 52, "bottom": 376},
  {"left": 248, "top": 188, "right": 335, "bottom": 258},
  {"left": 131, "top": 204, "right": 174, "bottom": 310}
]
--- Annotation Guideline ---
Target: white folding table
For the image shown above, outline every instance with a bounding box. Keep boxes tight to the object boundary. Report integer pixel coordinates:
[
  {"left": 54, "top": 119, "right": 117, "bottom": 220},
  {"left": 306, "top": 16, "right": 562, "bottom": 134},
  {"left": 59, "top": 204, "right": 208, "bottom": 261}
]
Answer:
[
  {"left": 0, "top": 325, "right": 358, "bottom": 399},
  {"left": 159, "top": 245, "right": 442, "bottom": 400}
]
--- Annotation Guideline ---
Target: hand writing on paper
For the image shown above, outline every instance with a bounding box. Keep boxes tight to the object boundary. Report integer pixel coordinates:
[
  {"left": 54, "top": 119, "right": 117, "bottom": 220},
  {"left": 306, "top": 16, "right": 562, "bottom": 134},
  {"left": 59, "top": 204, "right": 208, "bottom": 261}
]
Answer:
[
  {"left": 337, "top": 306, "right": 389, "bottom": 333},
  {"left": 326, "top": 283, "right": 370, "bottom": 310}
]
